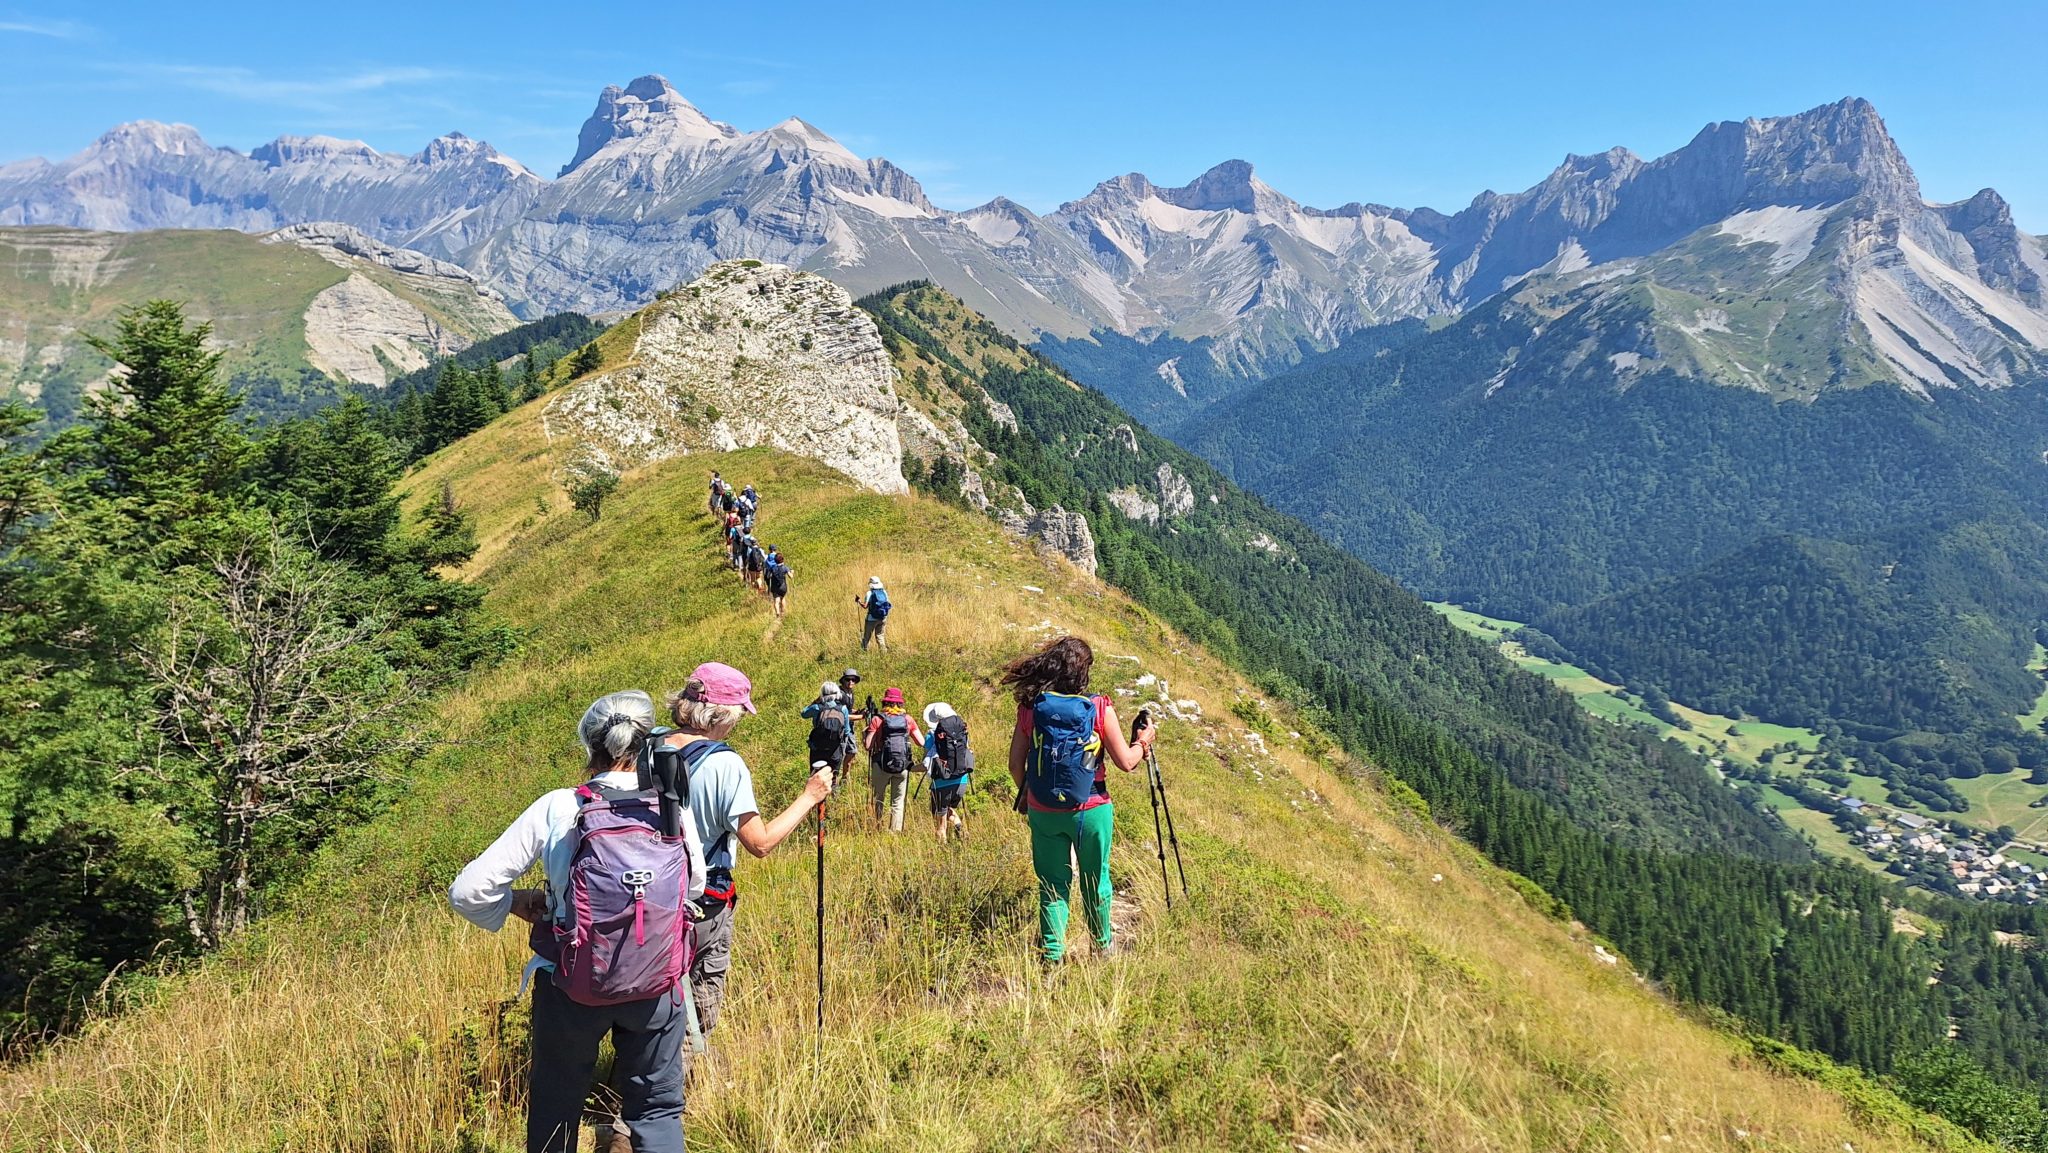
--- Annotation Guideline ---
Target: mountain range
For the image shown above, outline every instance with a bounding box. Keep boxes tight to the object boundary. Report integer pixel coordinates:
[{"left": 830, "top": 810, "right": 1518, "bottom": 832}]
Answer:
[{"left": 4, "top": 77, "right": 2040, "bottom": 403}]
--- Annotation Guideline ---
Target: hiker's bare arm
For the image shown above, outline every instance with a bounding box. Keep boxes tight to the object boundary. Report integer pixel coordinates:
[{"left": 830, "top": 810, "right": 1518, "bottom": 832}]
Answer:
[
  {"left": 736, "top": 766, "right": 834, "bottom": 856},
  {"left": 1098, "top": 700, "right": 1154, "bottom": 772}
]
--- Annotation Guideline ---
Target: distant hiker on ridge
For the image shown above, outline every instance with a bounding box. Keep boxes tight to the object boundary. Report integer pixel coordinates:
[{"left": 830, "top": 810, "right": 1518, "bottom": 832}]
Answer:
[
  {"left": 764, "top": 545, "right": 792, "bottom": 617},
  {"left": 1001, "top": 636, "right": 1153, "bottom": 963},
  {"left": 658, "top": 663, "right": 833, "bottom": 1076},
  {"left": 448, "top": 690, "right": 707, "bottom": 1153},
  {"left": 855, "top": 577, "right": 892, "bottom": 651},
  {"left": 863, "top": 686, "right": 922, "bottom": 833},
  {"left": 707, "top": 471, "right": 723, "bottom": 518},
  {"left": 923, "top": 701, "right": 974, "bottom": 843}
]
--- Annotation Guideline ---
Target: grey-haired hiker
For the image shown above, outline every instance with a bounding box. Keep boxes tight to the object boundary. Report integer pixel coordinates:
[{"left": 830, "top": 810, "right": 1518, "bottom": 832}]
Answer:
[
  {"left": 449, "top": 690, "right": 708, "bottom": 1153},
  {"left": 856, "top": 576, "right": 891, "bottom": 651},
  {"left": 658, "top": 662, "right": 832, "bottom": 1065}
]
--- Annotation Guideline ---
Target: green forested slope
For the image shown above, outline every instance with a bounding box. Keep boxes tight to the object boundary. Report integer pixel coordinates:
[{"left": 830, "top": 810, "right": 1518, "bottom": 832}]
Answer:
[{"left": 1174, "top": 289, "right": 2048, "bottom": 754}]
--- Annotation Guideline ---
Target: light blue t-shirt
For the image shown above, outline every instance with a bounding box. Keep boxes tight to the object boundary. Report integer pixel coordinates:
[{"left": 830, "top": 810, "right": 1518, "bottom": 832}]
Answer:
[{"left": 685, "top": 744, "right": 758, "bottom": 874}]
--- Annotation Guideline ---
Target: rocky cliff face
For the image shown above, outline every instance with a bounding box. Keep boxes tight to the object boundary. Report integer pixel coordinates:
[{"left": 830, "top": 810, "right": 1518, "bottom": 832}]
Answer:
[
  {"left": 542, "top": 261, "right": 907, "bottom": 493},
  {"left": 264, "top": 222, "right": 516, "bottom": 387}
]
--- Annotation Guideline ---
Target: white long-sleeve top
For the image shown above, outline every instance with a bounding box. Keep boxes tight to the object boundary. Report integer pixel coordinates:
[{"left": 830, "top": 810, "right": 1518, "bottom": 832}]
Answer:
[{"left": 448, "top": 770, "right": 708, "bottom": 938}]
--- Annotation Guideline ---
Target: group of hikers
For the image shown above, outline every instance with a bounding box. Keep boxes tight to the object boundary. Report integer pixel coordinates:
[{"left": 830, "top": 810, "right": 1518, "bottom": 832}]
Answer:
[
  {"left": 710, "top": 473, "right": 794, "bottom": 617},
  {"left": 448, "top": 468, "right": 1161, "bottom": 1153},
  {"left": 801, "top": 669, "right": 972, "bottom": 841}
]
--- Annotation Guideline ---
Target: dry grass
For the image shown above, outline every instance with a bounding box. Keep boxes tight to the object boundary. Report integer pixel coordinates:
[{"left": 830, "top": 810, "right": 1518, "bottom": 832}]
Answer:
[{"left": 0, "top": 432, "right": 1987, "bottom": 1152}]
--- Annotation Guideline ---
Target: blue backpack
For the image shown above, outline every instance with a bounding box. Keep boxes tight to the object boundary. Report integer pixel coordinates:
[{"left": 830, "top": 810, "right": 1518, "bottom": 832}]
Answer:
[
  {"left": 867, "top": 590, "right": 892, "bottom": 620},
  {"left": 1024, "top": 692, "right": 1101, "bottom": 809}
]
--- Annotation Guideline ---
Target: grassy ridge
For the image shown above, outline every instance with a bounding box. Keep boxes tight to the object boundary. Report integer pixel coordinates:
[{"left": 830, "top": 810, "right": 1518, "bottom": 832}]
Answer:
[{"left": 0, "top": 412, "right": 1978, "bottom": 1150}]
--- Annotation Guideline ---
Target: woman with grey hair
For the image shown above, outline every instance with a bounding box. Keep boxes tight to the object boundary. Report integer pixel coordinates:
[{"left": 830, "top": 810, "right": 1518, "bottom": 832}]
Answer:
[
  {"left": 449, "top": 689, "right": 706, "bottom": 1153},
  {"left": 657, "top": 661, "right": 832, "bottom": 1058}
]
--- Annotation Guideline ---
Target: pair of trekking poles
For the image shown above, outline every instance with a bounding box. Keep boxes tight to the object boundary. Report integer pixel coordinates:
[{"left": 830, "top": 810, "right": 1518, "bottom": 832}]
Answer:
[{"left": 1136, "top": 708, "right": 1189, "bottom": 909}]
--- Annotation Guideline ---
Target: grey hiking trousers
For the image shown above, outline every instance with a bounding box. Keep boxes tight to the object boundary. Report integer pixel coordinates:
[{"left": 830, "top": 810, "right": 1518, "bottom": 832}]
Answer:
[{"left": 527, "top": 977, "right": 685, "bottom": 1153}]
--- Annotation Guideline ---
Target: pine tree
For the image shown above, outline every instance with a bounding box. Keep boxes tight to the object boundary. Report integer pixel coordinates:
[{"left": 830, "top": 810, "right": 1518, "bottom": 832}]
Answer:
[{"left": 77, "top": 301, "right": 249, "bottom": 548}]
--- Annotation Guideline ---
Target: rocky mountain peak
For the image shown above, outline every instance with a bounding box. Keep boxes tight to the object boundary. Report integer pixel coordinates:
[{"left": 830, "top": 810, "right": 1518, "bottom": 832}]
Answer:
[
  {"left": 252, "top": 135, "right": 386, "bottom": 168},
  {"left": 864, "top": 157, "right": 935, "bottom": 213},
  {"left": 1164, "top": 159, "right": 1266, "bottom": 214},
  {"left": 559, "top": 73, "right": 737, "bottom": 176},
  {"left": 1550, "top": 146, "right": 1644, "bottom": 186},
  {"left": 89, "top": 121, "right": 211, "bottom": 159}
]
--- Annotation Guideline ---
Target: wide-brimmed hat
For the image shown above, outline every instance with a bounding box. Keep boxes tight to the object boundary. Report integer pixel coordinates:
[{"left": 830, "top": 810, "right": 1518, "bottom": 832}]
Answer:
[
  {"left": 840, "top": 668, "right": 861, "bottom": 682},
  {"left": 882, "top": 686, "right": 905, "bottom": 706},
  {"left": 686, "top": 661, "right": 757, "bottom": 715},
  {"left": 868, "top": 576, "right": 884, "bottom": 590},
  {"left": 923, "top": 701, "right": 955, "bottom": 728}
]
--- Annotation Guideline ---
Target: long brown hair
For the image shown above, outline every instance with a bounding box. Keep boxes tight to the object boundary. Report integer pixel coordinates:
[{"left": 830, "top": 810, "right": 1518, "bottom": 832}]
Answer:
[{"left": 999, "top": 635, "right": 1094, "bottom": 703}]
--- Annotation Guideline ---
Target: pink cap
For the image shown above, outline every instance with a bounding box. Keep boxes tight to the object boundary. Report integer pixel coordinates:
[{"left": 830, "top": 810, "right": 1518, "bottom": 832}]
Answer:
[{"left": 688, "top": 662, "right": 758, "bottom": 715}]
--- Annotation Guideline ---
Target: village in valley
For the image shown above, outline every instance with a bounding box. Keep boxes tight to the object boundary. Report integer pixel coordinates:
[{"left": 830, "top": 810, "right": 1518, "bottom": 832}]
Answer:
[{"left": 1829, "top": 794, "right": 2047, "bottom": 905}]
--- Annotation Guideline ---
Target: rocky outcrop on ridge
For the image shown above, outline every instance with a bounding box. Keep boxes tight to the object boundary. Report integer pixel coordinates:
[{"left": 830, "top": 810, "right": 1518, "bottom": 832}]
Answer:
[{"left": 542, "top": 261, "right": 908, "bottom": 493}]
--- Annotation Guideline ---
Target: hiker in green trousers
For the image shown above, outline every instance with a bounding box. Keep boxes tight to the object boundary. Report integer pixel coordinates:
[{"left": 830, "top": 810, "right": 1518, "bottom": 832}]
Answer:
[{"left": 1000, "top": 635, "right": 1154, "bottom": 962}]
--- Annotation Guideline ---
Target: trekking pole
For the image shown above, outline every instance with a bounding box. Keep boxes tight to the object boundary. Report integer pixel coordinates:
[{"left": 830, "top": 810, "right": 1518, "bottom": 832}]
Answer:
[
  {"left": 1136, "top": 710, "right": 1172, "bottom": 910},
  {"left": 1149, "top": 746, "right": 1189, "bottom": 899},
  {"left": 813, "top": 761, "right": 828, "bottom": 1069}
]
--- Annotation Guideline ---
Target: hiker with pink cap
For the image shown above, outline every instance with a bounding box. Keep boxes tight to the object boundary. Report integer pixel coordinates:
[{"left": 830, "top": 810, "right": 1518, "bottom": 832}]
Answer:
[
  {"left": 862, "top": 686, "right": 924, "bottom": 832},
  {"left": 657, "top": 661, "right": 832, "bottom": 1069}
]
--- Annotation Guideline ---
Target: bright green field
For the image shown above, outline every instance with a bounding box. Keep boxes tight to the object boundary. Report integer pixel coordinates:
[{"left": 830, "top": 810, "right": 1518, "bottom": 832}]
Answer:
[{"left": 1429, "top": 602, "right": 1825, "bottom": 768}]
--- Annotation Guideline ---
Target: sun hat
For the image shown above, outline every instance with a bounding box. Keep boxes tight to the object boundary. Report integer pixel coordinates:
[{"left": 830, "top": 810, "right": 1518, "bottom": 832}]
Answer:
[
  {"left": 686, "top": 661, "right": 757, "bottom": 715},
  {"left": 841, "top": 668, "right": 861, "bottom": 682},
  {"left": 882, "top": 686, "right": 905, "bottom": 706},
  {"left": 868, "top": 576, "right": 884, "bottom": 590},
  {"left": 923, "top": 701, "right": 955, "bottom": 729}
]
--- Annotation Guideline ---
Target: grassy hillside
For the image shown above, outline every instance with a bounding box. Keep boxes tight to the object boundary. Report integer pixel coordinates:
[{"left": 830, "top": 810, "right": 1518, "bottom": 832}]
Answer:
[
  {"left": 0, "top": 227, "right": 513, "bottom": 425},
  {"left": 0, "top": 414, "right": 1979, "bottom": 1149}
]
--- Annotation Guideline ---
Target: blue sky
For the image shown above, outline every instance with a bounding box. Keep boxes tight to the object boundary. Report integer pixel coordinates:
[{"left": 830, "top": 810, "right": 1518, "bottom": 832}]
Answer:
[{"left": 2, "top": 0, "right": 2042, "bottom": 228}]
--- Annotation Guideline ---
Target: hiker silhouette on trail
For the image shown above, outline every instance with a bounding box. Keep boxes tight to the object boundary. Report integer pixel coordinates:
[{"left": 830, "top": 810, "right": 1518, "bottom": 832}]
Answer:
[
  {"left": 863, "top": 687, "right": 923, "bottom": 832},
  {"left": 764, "top": 545, "right": 792, "bottom": 616},
  {"left": 658, "top": 663, "right": 832, "bottom": 1075},
  {"left": 1002, "top": 636, "right": 1154, "bottom": 963},
  {"left": 707, "top": 472, "right": 723, "bottom": 518},
  {"left": 856, "top": 577, "right": 891, "bottom": 651},
  {"left": 448, "top": 690, "right": 707, "bottom": 1153},
  {"left": 923, "top": 702, "right": 974, "bottom": 843}
]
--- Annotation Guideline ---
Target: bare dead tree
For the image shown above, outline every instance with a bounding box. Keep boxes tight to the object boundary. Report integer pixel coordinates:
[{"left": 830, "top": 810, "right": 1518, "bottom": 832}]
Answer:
[{"left": 136, "top": 525, "right": 430, "bottom": 949}]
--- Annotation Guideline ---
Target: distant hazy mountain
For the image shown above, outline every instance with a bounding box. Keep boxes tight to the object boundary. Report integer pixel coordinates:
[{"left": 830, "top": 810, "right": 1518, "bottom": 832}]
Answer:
[{"left": 7, "top": 81, "right": 2036, "bottom": 395}]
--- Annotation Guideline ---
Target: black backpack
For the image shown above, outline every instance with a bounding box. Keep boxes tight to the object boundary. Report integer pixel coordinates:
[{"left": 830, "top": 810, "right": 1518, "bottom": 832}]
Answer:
[
  {"left": 877, "top": 711, "right": 912, "bottom": 775},
  {"left": 808, "top": 703, "right": 855, "bottom": 766},
  {"left": 933, "top": 714, "right": 974, "bottom": 778}
]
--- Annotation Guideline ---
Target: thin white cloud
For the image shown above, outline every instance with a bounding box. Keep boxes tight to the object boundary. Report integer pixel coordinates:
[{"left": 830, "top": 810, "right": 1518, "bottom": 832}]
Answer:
[
  {"left": 138, "top": 63, "right": 457, "bottom": 107},
  {"left": 0, "top": 16, "right": 87, "bottom": 37}
]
